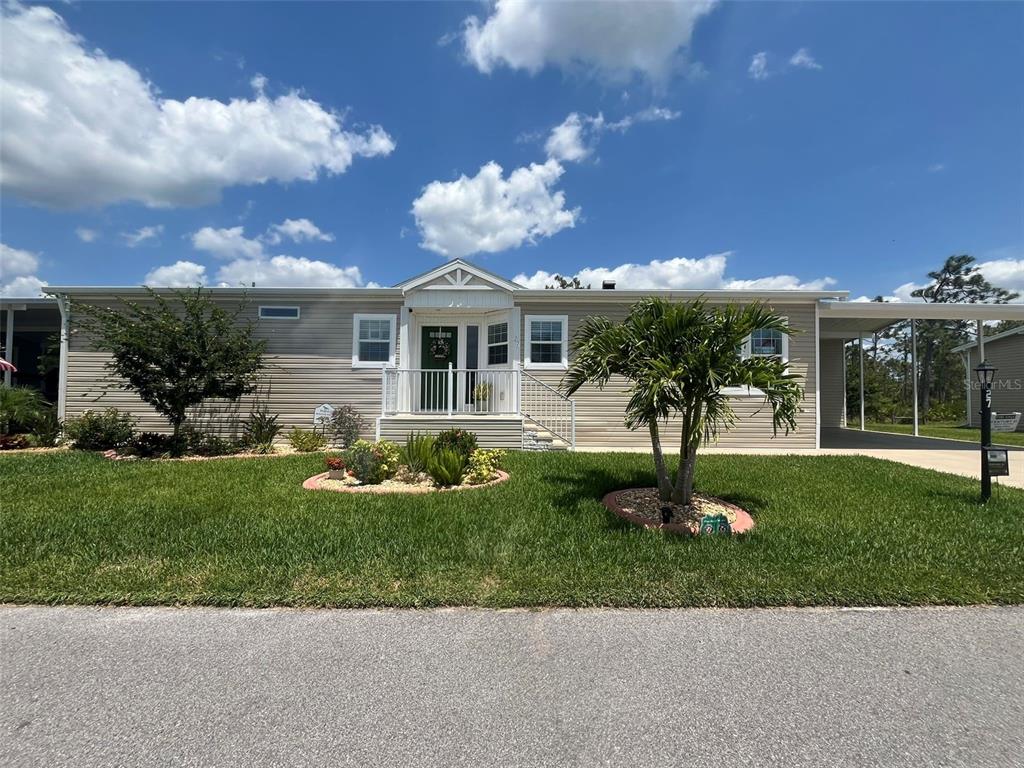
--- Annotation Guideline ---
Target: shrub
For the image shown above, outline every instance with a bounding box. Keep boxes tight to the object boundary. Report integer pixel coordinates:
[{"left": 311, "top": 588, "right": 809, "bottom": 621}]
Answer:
[
  {"left": 329, "top": 405, "right": 365, "bottom": 448},
  {"left": 427, "top": 448, "right": 468, "bottom": 487},
  {"left": 241, "top": 400, "right": 280, "bottom": 453},
  {"left": 184, "top": 428, "right": 238, "bottom": 457},
  {"left": 287, "top": 427, "right": 327, "bottom": 453},
  {"left": 342, "top": 439, "right": 400, "bottom": 484},
  {"left": 28, "top": 407, "right": 62, "bottom": 447},
  {"left": 65, "top": 408, "right": 135, "bottom": 450},
  {"left": 466, "top": 449, "right": 505, "bottom": 485},
  {"left": 434, "top": 428, "right": 477, "bottom": 459},
  {"left": 401, "top": 432, "right": 435, "bottom": 474},
  {"left": 0, "top": 385, "right": 49, "bottom": 436},
  {"left": 927, "top": 400, "right": 965, "bottom": 423}
]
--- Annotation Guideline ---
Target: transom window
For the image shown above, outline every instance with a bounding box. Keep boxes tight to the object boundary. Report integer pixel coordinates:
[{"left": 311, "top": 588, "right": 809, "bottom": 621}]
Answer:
[
  {"left": 525, "top": 315, "right": 568, "bottom": 369},
  {"left": 487, "top": 322, "right": 509, "bottom": 365},
  {"left": 352, "top": 313, "right": 396, "bottom": 367},
  {"left": 259, "top": 306, "right": 300, "bottom": 320}
]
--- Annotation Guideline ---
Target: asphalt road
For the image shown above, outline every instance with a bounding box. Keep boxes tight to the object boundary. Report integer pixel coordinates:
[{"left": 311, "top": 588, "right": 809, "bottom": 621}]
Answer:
[{"left": 2, "top": 605, "right": 1022, "bottom": 767}]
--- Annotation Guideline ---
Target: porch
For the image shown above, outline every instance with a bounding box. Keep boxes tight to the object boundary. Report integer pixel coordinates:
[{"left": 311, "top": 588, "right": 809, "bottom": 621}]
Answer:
[{"left": 377, "top": 366, "right": 575, "bottom": 450}]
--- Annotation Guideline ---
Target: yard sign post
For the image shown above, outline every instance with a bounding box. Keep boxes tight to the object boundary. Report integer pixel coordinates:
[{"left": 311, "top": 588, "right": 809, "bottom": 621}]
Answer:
[{"left": 975, "top": 361, "right": 995, "bottom": 502}]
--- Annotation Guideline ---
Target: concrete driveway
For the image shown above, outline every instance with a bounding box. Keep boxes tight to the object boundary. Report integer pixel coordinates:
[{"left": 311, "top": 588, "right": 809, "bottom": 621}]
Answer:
[
  {"left": 2, "top": 605, "right": 1022, "bottom": 767},
  {"left": 820, "top": 427, "right": 1024, "bottom": 488}
]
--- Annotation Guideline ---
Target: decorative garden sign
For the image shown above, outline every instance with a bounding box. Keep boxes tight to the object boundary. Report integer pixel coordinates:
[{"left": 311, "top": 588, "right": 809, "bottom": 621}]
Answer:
[{"left": 313, "top": 403, "right": 335, "bottom": 427}]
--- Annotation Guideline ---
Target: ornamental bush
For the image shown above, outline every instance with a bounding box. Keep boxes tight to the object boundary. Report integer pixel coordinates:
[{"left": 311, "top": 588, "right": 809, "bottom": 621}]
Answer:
[
  {"left": 466, "top": 449, "right": 505, "bottom": 485},
  {"left": 329, "top": 405, "right": 365, "bottom": 448},
  {"left": 401, "top": 432, "right": 435, "bottom": 475},
  {"left": 427, "top": 448, "right": 468, "bottom": 487},
  {"left": 65, "top": 408, "right": 136, "bottom": 451},
  {"left": 340, "top": 439, "right": 398, "bottom": 484},
  {"left": 433, "top": 428, "right": 477, "bottom": 459},
  {"left": 287, "top": 428, "right": 327, "bottom": 453}
]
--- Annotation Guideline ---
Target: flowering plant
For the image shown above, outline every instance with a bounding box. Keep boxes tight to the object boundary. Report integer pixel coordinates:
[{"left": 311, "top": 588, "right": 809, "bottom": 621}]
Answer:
[{"left": 326, "top": 456, "right": 346, "bottom": 471}]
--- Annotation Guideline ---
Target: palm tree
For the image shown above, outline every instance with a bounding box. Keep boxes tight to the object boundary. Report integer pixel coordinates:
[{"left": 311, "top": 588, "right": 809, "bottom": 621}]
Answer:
[{"left": 562, "top": 298, "right": 803, "bottom": 506}]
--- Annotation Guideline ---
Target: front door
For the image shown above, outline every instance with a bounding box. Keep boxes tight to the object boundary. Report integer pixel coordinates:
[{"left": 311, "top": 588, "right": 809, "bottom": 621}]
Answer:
[{"left": 420, "top": 325, "right": 458, "bottom": 411}]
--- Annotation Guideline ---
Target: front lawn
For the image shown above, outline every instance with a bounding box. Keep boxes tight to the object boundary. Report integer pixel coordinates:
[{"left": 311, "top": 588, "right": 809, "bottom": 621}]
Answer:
[
  {"left": 1, "top": 451, "right": 1021, "bottom": 608},
  {"left": 849, "top": 419, "right": 1024, "bottom": 448}
]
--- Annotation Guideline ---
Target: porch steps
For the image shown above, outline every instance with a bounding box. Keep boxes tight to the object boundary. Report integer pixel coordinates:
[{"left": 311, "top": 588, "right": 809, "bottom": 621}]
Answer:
[{"left": 522, "top": 422, "right": 571, "bottom": 451}]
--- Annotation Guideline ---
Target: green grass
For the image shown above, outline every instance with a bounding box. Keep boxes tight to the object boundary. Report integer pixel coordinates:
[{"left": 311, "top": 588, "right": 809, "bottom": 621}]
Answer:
[
  {"left": 1, "top": 451, "right": 1022, "bottom": 608},
  {"left": 849, "top": 419, "right": 1024, "bottom": 447}
]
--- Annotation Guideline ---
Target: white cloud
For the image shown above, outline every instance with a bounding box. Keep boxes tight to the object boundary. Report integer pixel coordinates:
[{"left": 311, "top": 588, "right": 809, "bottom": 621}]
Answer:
[
  {"left": 514, "top": 252, "right": 838, "bottom": 292},
  {"left": 0, "top": 243, "right": 45, "bottom": 297},
  {"left": 748, "top": 52, "right": 769, "bottom": 80},
  {"left": 215, "top": 255, "right": 364, "bottom": 288},
  {"left": 789, "top": 48, "right": 822, "bottom": 71},
  {"left": 190, "top": 226, "right": 264, "bottom": 260},
  {"left": 265, "top": 218, "right": 334, "bottom": 245},
  {"left": 0, "top": 4, "right": 395, "bottom": 208},
  {"left": 977, "top": 258, "right": 1024, "bottom": 299},
  {"left": 411, "top": 159, "right": 579, "bottom": 258},
  {"left": 1, "top": 243, "right": 39, "bottom": 277},
  {"left": 75, "top": 227, "right": 99, "bottom": 243},
  {"left": 461, "top": 0, "right": 717, "bottom": 82},
  {"left": 121, "top": 225, "right": 164, "bottom": 247},
  {"left": 928, "top": 163, "right": 946, "bottom": 173},
  {"left": 543, "top": 107, "right": 680, "bottom": 163},
  {"left": 144, "top": 260, "right": 207, "bottom": 287}
]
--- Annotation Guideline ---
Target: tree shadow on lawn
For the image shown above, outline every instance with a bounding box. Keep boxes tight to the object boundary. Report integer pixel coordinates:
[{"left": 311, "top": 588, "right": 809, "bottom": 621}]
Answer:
[{"left": 542, "top": 465, "right": 771, "bottom": 536}]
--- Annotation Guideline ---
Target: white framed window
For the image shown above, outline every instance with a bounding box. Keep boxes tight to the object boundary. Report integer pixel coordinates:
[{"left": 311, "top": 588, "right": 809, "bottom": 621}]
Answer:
[
  {"left": 259, "top": 305, "right": 300, "bottom": 320},
  {"left": 727, "top": 323, "right": 789, "bottom": 396},
  {"left": 738, "top": 326, "right": 789, "bottom": 361},
  {"left": 487, "top": 322, "right": 509, "bottom": 366},
  {"left": 524, "top": 315, "right": 568, "bottom": 369},
  {"left": 352, "top": 313, "right": 396, "bottom": 368}
]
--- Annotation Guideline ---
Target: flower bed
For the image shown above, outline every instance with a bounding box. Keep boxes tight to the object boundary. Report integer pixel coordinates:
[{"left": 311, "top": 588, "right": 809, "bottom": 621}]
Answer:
[
  {"left": 303, "top": 469, "right": 510, "bottom": 494},
  {"left": 602, "top": 488, "right": 754, "bottom": 535}
]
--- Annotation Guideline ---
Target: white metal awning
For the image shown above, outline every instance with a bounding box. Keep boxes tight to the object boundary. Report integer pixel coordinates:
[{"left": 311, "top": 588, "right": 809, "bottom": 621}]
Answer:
[{"left": 818, "top": 299, "right": 1024, "bottom": 338}]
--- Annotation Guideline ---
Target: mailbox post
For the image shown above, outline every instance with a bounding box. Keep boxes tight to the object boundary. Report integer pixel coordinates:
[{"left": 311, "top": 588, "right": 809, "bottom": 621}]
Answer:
[{"left": 975, "top": 361, "right": 996, "bottom": 502}]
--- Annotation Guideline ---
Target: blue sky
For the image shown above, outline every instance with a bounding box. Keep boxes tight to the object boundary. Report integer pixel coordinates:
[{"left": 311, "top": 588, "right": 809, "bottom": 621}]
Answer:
[{"left": 1, "top": 0, "right": 1022, "bottom": 299}]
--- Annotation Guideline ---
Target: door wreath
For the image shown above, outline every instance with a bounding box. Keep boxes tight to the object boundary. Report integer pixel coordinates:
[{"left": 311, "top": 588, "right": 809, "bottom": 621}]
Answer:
[{"left": 430, "top": 337, "right": 451, "bottom": 360}]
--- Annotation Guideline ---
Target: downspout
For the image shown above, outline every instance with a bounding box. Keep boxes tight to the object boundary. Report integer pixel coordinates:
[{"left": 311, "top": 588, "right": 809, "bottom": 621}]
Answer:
[
  {"left": 55, "top": 293, "right": 70, "bottom": 423},
  {"left": 3, "top": 305, "right": 13, "bottom": 387}
]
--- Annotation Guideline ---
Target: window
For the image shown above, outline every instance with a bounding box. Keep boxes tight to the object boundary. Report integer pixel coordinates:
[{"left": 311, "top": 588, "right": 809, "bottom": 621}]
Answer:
[
  {"left": 259, "top": 306, "right": 299, "bottom": 320},
  {"left": 525, "top": 315, "right": 568, "bottom": 369},
  {"left": 352, "top": 313, "right": 396, "bottom": 367},
  {"left": 738, "top": 326, "right": 788, "bottom": 361},
  {"left": 487, "top": 322, "right": 508, "bottom": 365}
]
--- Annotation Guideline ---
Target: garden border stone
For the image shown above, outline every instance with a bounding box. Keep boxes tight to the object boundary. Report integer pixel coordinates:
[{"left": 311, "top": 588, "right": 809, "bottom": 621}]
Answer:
[{"left": 302, "top": 469, "right": 510, "bottom": 494}]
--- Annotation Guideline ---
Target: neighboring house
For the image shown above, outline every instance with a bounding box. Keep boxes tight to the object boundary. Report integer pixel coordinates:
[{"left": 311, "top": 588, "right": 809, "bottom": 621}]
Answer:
[
  {"left": 954, "top": 326, "right": 1024, "bottom": 431},
  {"left": 0, "top": 297, "right": 62, "bottom": 401},
  {"left": 45, "top": 259, "right": 1024, "bottom": 450}
]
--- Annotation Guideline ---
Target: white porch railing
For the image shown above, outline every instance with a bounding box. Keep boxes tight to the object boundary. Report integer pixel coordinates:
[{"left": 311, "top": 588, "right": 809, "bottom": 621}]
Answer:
[
  {"left": 381, "top": 365, "right": 576, "bottom": 448},
  {"left": 382, "top": 366, "right": 519, "bottom": 416},
  {"left": 520, "top": 371, "right": 575, "bottom": 447}
]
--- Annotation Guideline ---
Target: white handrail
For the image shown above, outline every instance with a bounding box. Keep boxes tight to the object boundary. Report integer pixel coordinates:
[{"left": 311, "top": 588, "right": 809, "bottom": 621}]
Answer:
[
  {"left": 382, "top": 367, "right": 519, "bottom": 416},
  {"left": 520, "top": 370, "right": 575, "bottom": 447}
]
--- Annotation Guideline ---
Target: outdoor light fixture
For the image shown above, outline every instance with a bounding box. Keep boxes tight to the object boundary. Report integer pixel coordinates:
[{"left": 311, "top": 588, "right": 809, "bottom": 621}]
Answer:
[
  {"left": 974, "top": 360, "right": 997, "bottom": 502},
  {"left": 974, "top": 361, "right": 996, "bottom": 387}
]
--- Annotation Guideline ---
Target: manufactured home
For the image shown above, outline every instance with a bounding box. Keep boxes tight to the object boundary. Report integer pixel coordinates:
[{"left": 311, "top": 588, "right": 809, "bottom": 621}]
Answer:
[
  {"left": 954, "top": 325, "right": 1024, "bottom": 432},
  {"left": 44, "top": 259, "right": 1024, "bottom": 451}
]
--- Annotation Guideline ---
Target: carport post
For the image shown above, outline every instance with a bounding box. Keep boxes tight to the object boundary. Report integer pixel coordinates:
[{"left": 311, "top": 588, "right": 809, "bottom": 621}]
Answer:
[
  {"left": 858, "top": 335, "right": 865, "bottom": 431},
  {"left": 911, "top": 319, "right": 919, "bottom": 437}
]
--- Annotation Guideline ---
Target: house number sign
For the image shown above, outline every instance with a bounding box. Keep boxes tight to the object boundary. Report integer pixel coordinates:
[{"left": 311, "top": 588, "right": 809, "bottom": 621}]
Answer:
[{"left": 313, "top": 403, "right": 335, "bottom": 426}]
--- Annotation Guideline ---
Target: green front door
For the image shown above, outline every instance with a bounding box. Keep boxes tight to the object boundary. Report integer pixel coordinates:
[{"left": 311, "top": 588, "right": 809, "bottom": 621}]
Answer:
[{"left": 420, "top": 326, "right": 458, "bottom": 411}]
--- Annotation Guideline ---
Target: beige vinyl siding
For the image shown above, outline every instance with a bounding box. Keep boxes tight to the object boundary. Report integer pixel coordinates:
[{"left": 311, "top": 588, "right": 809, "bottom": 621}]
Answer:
[
  {"left": 65, "top": 295, "right": 402, "bottom": 439},
  {"left": 966, "top": 333, "right": 1024, "bottom": 430},
  {"left": 517, "top": 300, "right": 819, "bottom": 450},
  {"left": 377, "top": 416, "right": 523, "bottom": 448},
  {"left": 819, "top": 338, "right": 846, "bottom": 428}
]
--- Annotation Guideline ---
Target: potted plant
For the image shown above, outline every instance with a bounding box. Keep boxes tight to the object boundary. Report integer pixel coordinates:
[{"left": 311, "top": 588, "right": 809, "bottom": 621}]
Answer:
[
  {"left": 472, "top": 381, "right": 493, "bottom": 407},
  {"left": 325, "top": 456, "right": 347, "bottom": 480}
]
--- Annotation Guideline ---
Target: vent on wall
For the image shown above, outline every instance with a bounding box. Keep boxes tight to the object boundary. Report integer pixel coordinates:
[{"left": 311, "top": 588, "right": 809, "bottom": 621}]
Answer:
[{"left": 602, "top": 280, "right": 616, "bottom": 290}]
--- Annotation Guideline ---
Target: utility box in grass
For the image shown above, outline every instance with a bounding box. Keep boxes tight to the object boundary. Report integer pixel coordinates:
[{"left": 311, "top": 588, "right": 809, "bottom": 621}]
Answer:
[{"left": 700, "top": 514, "right": 731, "bottom": 536}]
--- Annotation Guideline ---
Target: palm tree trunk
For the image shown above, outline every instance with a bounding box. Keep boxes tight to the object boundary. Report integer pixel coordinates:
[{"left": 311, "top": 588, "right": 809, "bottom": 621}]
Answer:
[
  {"left": 671, "top": 407, "right": 698, "bottom": 506},
  {"left": 648, "top": 420, "right": 672, "bottom": 501}
]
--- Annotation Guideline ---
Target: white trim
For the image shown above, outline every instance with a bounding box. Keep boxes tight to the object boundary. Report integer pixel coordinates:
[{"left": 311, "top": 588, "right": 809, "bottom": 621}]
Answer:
[
  {"left": 55, "top": 294, "right": 70, "bottom": 422},
  {"left": 524, "top": 314, "right": 569, "bottom": 370},
  {"left": 395, "top": 258, "right": 523, "bottom": 293},
  {"left": 814, "top": 300, "right": 821, "bottom": 448},
  {"left": 3, "top": 306, "right": 13, "bottom": 386},
  {"left": 352, "top": 313, "right": 397, "bottom": 368},
  {"left": 258, "top": 305, "right": 300, "bottom": 320},
  {"left": 952, "top": 324, "right": 1024, "bottom": 352}
]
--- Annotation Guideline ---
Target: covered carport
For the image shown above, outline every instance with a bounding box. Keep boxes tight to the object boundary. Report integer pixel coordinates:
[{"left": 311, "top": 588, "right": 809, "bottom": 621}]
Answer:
[
  {"left": 816, "top": 300, "right": 1024, "bottom": 488},
  {"left": 817, "top": 300, "right": 1024, "bottom": 438}
]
